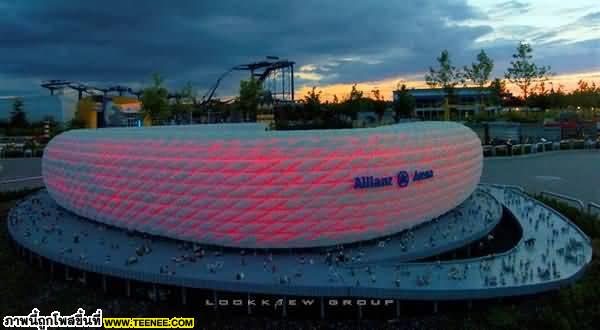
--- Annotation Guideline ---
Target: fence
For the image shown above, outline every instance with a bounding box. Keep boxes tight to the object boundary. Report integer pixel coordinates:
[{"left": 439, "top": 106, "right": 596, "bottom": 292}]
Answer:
[
  {"left": 588, "top": 202, "right": 600, "bottom": 216},
  {"left": 539, "top": 191, "right": 586, "bottom": 211}
]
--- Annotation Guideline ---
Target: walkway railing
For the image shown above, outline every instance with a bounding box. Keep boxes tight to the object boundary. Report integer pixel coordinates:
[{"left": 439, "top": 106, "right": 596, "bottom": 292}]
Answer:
[
  {"left": 0, "top": 176, "right": 43, "bottom": 185},
  {"left": 588, "top": 202, "right": 600, "bottom": 216},
  {"left": 483, "top": 140, "right": 599, "bottom": 158},
  {"left": 539, "top": 191, "right": 586, "bottom": 211},
  {"left": 480, "top": 183, "right": 525, "bottom": 193}
]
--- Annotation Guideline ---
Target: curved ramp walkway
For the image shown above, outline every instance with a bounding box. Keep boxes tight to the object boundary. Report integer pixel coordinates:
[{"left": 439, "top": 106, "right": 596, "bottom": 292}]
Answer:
[{"left": 7, "top": 185, "right": 592, "bottom": 300}]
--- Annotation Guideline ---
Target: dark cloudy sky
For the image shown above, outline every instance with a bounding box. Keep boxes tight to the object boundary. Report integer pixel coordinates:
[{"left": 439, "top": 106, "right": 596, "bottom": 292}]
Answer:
[{"left": 0, "top": 0, "right": 598, "bottom": 99}]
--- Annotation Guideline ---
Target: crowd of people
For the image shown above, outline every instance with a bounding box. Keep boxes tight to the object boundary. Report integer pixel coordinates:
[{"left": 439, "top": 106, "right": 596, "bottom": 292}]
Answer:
[{"left": 7, "top": 185, "right": 590, "bottom": 302}]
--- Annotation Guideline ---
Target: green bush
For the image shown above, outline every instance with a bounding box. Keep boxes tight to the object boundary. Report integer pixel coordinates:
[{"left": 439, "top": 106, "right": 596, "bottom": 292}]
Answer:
[
  {"left": 532, "top": 194, "right": 600, "bottom": 238},
  {"left": 524, "top": 145, "right": 532, "bottom": 154},
  {"left": 513, "top": 147, "right": 522, "bottom": 155},
  {"left": 574, "top": 141, "right": 584, "bottom": 149},
  {"left": 496, "top": 147, "right": 507, "bottom": 156},
  {"left": 560, "top": 142, "right": 570, "bottom": 150},
  {"left": 537, "top": 144, "right": 544, "bottom": 152}
]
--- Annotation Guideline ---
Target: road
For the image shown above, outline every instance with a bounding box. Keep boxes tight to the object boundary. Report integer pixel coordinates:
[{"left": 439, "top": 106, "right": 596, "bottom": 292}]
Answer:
[
  {"left": 482, "top": 150, "right": 600, "bottom": 204},
  {"left": 2, "top": 151, "right": 600, "bottom": 204},
  {"left": 0, "top": 158, "right": 43, "bottom": 191}
]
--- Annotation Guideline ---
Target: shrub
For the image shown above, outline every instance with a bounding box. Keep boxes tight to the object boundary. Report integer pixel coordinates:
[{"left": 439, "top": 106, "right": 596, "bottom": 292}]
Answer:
[
  {"left": 532, "top": 194, "right": 600, "bottom": 238},
  {"left": 0, "top": 188, "right": 41, "bottom": 202}
]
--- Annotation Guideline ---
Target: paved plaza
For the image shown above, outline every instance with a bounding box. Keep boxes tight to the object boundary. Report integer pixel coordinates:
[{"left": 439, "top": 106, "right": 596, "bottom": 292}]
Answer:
[
  {"left": 0, "top": 158, "right": 43, "bottom": 191},
  {"left": 482, "top": 150, "right": 600, "bottom": 204}
]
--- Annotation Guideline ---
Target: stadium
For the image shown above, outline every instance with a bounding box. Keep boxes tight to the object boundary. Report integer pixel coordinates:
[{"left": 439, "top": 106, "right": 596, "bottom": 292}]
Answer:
[{"left": 7, "top": 121, "right": 592, "bottom": 318}]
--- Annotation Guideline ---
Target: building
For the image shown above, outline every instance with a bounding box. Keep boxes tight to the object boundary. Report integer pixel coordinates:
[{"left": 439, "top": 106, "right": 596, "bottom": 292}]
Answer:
[
  {"left": 42, "top": 122, "right": 482, "bottom": 248},
  {"left": 0, "top": 94, "right": 77, "bottom": 123},
  {"left": 7, "top": 122, "right": 592, "bottom": 316},
  {"left": 393, "top": 87, "right": 498, "bottom": 121},
  {"left": 74, "top": 95, "right": 144, "bottom": 128},
  {"left": 545, "top": 112, "right": 599, "bottom": 140},
  {"left": 466, "top": 121, "right": 563, "bottom": 145}
]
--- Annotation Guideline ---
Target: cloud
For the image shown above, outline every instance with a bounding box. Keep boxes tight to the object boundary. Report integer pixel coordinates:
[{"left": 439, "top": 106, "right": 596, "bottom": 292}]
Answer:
[
  {"left": 0, "top": 0, "right": 488, "bottom": 94},
  {"left": 489, "top": 0, "right": 531, "bottom": 17},
  {"left": 580, "top": 11, "right": 600, "bottom": 23},
  {"left": 0, "top": 0, "right": 597, "bottom": 99}
]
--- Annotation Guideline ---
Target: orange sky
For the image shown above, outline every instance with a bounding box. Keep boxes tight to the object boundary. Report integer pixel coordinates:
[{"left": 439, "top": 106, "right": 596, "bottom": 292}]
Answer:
[{"left": 295, "top": 70, "right": 600, "bottom": 102}]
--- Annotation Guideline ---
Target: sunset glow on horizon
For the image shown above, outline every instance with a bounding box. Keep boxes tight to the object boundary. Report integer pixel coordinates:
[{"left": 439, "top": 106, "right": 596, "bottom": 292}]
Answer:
[{"left": 295, "top": 70, "right": 600, "bottom": 102}]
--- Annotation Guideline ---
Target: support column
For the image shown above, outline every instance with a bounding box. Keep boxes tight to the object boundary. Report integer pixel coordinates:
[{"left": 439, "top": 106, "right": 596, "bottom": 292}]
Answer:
[
  {"left": 433, "top": 301, "right": 438, "bottom": 313},
  {"left": 38, "top": 255, "right": 43, "bottom": 268},
  {"left": 282, "top": 296, "right": 287, "bottom": 318},
  {"left": 358, "top": 304, "right": 362, "bottom": 320},
  {"left": 80, "top": 271, "right": 87, "bottom": 284},
  {"left": 125, "top": 280, "right": 131, "bottom": 297},
  {"left": 247, "top": 293, "right": 252, "bottom": 315},
  {"left": 65, "top": 267, "right": 72, "bottom": 281},
  {"left": 467, "top": 245, "right": 471, "bottom": 257},
  {"left": 102, "top": 275, "right": 107, "bottom": 293},
  {"left": 181, "top": 287, "right": 187, "bottom": 305},
  {"left": 152, "top": 284, "right": 158, "bottom": 302},
  {"left": 396, "top": 300, "right": 401, "bottom": 318},
  {"left": 467, "top": 300, "right": 472, "bottom": 311},
  {"left": 320, "top": 297, "right": 325, "bottom": 320},
  {"left": 213, "top": 291, "right": 218, "bottom": 311}
]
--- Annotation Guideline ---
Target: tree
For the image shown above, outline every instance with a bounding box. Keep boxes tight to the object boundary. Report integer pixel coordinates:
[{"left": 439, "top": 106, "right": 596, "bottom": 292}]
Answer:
[
  {"left": 10, "top": 97, "right": 28, "bottom": 128},
  {"left": 171, "top": 82, "right": 194, "bottom": 124},
  {"left": 140, "top": 73, "right": 170, "bottom": 125},
  {"left": 338, "top": 84, "right": 365, "bottom": 120},
  {"left": 489, "top": 78, "right": 511, "bottom": 107},
  {"left": 393, "top": 84, "right": 416, "bottom": 121},
  {"left": 348, "top": 84, "right": 364, "bottom": 102},
  {"left": 570, "top": 80, "right": 600, "bottom": 112},
  {"left": 425, "top": 50, "right": 463, "bottom": 120},
  {"left": 302, "top": 86, "right": 323, "bottom": 122},
  {"left": 505, "top": 42, "right": 552, "bottom": 100},
  {"left": 303, "top": 86, "right": 322, "bottom": 105},
  {"left": 371, "top": 88, "right": 386, "bottom": 121},
  {"left": 464, "top": 50, "right": 494, "bottom": 111},
  {"left": 238, "top": 78, "right": 263, "bottom": 122}
]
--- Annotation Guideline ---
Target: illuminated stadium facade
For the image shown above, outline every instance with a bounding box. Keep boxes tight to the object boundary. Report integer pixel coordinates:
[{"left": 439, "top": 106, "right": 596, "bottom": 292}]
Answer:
[
  {"left": 41, "top": 122, "right": 481, "bottom": 248},
  {"left": 6, "top": 122, "right": 593, "bottom": 316}
]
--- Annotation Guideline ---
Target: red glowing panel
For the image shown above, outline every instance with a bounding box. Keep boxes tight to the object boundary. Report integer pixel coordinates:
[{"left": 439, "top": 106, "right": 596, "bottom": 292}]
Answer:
[{"left": 42, "top": 122, "right": 482, "bottom": 248}]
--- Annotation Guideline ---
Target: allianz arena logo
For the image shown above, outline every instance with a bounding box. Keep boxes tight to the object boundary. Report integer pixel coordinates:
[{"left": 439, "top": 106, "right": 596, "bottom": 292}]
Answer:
[{"left": 354, "top": 169, "right": 434, "bottom": 189}]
